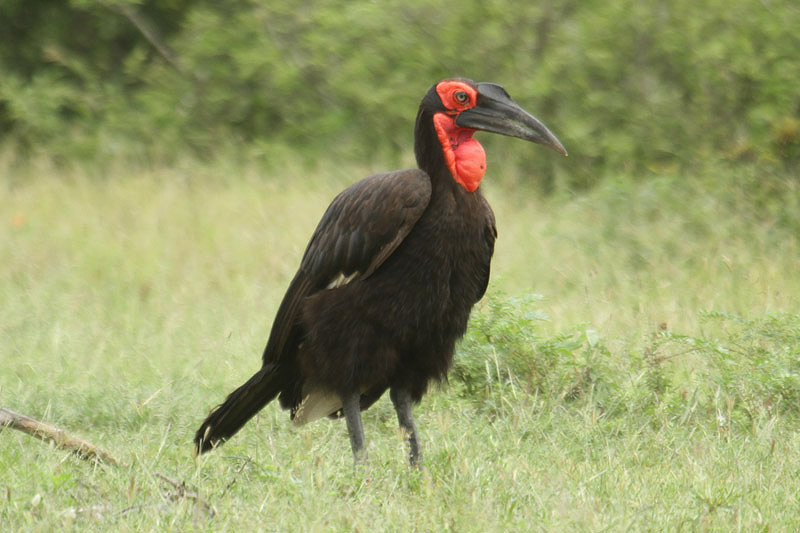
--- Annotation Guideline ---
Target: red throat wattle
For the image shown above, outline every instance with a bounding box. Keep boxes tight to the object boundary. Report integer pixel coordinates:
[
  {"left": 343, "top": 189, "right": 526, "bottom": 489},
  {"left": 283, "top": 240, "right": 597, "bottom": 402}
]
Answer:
[{"left": 433, "top": 113, "right": 486, "bottom": 192}]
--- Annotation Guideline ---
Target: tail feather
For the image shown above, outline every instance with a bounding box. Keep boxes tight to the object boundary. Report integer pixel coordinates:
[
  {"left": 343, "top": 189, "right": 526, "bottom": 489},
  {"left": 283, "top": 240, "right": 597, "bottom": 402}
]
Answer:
[{"left": 195, "top": 364, "right": 281, "bottom": 455}]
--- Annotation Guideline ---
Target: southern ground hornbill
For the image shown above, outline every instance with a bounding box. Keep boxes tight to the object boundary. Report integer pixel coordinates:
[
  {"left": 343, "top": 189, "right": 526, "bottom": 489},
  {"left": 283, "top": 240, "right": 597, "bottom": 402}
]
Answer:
[{"left": 195, "top": 78, "right": 566, "bottom": 466}]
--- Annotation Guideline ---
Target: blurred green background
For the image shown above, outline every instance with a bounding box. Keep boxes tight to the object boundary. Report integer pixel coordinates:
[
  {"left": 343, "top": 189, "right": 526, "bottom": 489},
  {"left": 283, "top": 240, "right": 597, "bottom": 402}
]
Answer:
[{"left": 2, "top": 0, "right": 798, "bottom": 189}]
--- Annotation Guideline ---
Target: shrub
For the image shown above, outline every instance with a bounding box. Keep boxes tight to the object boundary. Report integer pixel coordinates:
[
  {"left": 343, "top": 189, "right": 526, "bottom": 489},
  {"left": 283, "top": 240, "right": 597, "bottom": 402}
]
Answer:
[{"left": 1, "top": 0, "right": 798, "bottom": 182}]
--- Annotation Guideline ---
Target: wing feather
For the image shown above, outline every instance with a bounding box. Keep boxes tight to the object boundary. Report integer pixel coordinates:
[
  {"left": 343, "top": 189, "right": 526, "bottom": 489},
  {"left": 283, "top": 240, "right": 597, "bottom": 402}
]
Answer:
[
  {"left": 302, "top": 169, "right": 431, "bottom": 283},
  {"left": 476, "top": 194, "right": 497, "bottom": 301},
  {"left": 262, "top": 169, "right": 432, "bottom": 365}
]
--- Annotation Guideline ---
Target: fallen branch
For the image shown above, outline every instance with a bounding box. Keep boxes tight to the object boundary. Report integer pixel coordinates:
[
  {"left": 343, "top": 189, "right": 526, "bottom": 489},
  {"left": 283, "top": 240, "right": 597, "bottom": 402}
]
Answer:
[
  {"left": 1, "top": 407, "right": 215, "bottom": 517},
  {"left": 0, "top": 407, "right": 120, "bottom": 466}
]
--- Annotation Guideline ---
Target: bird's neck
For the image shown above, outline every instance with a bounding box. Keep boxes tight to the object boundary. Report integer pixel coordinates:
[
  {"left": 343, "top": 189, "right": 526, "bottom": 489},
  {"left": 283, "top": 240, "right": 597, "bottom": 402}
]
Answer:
[{"left": 414, "top": 108, "right": 486, "bottom": 193}]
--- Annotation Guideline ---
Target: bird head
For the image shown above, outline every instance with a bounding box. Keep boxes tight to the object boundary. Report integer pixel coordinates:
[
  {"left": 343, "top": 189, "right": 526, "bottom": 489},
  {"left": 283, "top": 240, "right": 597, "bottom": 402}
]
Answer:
[{"left": 416, "top": 78, "right": 566, "bottom": 192}]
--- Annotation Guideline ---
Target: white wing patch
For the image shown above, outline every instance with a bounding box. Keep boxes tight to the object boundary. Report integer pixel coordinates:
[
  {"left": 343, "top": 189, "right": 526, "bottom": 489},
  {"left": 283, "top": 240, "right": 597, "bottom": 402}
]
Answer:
[
  {"left": 325, "top": 271, "right": 359, "bottom": 289},
  {"left": 292, "top": 392, "right": 342, "bottom": 427},
  {"left": 292, "top": 385, "right": 369, "bottom": 427}
]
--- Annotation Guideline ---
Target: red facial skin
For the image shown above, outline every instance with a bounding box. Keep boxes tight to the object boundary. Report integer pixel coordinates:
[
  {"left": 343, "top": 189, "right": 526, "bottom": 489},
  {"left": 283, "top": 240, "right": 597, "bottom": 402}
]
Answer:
[{"left": 433, "top": 81, "right": 487, "bottom": 193}]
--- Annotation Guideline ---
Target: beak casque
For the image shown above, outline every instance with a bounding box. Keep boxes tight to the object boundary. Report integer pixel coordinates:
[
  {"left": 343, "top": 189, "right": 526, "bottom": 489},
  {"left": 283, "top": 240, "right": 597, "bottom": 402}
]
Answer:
[{"left": 455, "top": 82, "right": 567, "bottom": 156}]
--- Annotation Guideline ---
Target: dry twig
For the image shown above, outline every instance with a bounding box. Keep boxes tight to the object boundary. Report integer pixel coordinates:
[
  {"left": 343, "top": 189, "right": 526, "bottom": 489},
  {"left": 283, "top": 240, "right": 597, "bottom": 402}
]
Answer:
[
  {"left": 0, "top": 407, "right": 120, "bottom": 466},
  {"left": 2, "top": 407, "right": 215, "bottom": 517},
  {"left": 155, "top": 472, "right": 216, "bottom": 518}
]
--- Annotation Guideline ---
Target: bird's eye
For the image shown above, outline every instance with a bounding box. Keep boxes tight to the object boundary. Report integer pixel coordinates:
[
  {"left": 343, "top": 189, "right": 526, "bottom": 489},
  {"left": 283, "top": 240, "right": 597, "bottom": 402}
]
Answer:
[{"left": 454, "top": 91, "right": 469, "bottom": 104}]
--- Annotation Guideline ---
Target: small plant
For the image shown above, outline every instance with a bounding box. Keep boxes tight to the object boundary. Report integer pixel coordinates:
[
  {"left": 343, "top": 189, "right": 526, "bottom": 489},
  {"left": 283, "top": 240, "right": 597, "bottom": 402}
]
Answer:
[
  {"left": 672, "top": 312, "right": 800, "bottom": 423},
  {"left": 453, "top": 291, "right": 610, "bottom": 412}
]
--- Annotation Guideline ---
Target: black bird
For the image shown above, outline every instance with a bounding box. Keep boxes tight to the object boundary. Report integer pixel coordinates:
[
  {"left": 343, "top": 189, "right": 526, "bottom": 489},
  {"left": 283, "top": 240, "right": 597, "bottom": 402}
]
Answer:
[{"left": 195, "top": 78, "right": 566, "bottom": 465}]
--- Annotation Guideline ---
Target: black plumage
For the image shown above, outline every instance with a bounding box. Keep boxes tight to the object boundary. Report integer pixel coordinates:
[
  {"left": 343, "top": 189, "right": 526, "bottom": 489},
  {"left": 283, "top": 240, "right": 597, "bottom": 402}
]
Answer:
[{"left": 195, "top": 78, "right": 566, "bottom": 465}]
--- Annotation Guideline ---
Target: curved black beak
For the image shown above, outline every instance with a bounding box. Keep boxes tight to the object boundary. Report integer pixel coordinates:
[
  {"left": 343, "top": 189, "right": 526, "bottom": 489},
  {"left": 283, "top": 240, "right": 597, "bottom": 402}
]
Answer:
[{"left": 456, "top": 82, "right": 567, "bottom": 156}]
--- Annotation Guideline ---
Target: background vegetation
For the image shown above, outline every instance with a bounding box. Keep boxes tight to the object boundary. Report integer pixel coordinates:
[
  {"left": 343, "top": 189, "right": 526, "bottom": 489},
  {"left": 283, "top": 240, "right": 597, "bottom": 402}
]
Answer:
[
  {"left": 2, "top": 0, "right": 799, "bottom": 530},
  {"left": 2, "top": 0, "right": 799, "bottom": 186}
]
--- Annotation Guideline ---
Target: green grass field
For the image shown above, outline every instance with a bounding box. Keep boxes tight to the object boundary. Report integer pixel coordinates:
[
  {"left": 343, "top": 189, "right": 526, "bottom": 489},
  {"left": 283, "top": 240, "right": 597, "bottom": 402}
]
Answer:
[{"left": 2, "top": 157, "right": 799, "bottom": 530}]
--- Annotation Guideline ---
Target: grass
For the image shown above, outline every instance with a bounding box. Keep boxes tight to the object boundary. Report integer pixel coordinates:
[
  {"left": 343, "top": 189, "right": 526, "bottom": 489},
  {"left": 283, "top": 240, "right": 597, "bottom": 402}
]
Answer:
[{"left": 1, "top": 156, "right": 799, "bottom": 530}]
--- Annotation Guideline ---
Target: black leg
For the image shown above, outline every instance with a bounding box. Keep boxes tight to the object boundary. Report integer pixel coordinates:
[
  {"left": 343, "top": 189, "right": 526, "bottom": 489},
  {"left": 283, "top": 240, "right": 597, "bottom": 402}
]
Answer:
[
  {"left": 342, "top": 390, "right": 367, "bottom": 463},
  {"left": 390, "top": 388, "right": 421, "bottom": 467}
]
